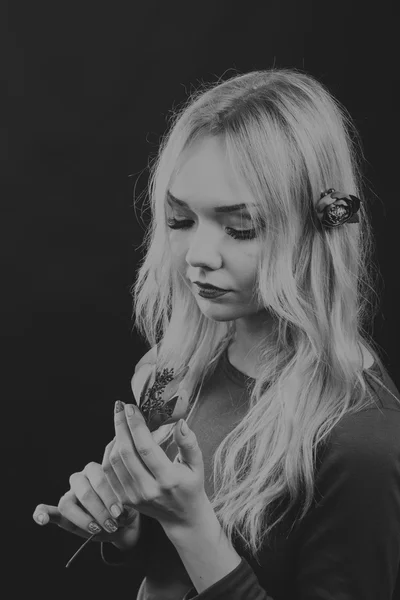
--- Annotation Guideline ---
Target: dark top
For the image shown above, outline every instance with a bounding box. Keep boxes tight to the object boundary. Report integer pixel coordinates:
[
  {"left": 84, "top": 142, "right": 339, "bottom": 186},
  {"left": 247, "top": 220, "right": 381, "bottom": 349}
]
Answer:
[{"left": 102, "top": 346, "right": 400, "bottom": 600}]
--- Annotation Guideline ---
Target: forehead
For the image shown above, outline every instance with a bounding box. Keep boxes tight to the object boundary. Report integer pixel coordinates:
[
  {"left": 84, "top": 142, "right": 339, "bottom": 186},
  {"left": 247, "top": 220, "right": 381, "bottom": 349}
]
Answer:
[{"left": 169, "top": 137, "right": 256, "bottom": 210}]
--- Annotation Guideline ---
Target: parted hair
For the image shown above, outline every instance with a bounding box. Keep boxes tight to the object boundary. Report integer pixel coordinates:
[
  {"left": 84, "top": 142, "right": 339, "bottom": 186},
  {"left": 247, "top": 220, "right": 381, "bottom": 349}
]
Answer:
[{"left": 130, "top": 67, "right": 398, "bottom": 561}]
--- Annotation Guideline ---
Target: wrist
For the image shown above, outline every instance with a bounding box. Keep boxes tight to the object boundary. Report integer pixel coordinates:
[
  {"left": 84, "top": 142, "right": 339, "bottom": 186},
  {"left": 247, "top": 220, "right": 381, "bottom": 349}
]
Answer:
[
  {"left": 160, "top": 495, "right": 216, "bottom": 545},
  {"left": 160, "top": 499, "right": 243, "bottom": 594}
]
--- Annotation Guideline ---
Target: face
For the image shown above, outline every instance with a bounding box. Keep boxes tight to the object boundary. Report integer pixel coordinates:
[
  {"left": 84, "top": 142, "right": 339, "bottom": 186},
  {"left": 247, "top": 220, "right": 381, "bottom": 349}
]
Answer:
[{"left": 166, "top": 136, "right": 270, "bottom": 341}]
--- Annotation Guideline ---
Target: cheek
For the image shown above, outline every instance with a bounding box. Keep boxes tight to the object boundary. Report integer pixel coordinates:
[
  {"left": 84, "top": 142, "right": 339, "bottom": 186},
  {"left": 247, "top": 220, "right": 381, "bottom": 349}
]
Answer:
[
  {"left": 168, "top": 238, "right": 185, "bottom": 262},
  {"left": 232, "top": 254, "right": 257, "bottom": 284},
  {"left": 237, "top": 269, "right": 259, "bottom": 305}
]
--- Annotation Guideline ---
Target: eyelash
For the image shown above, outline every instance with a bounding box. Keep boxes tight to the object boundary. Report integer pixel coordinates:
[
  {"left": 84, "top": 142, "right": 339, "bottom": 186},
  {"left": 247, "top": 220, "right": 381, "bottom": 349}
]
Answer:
[{"left": 166, "top": 218, "right": 257, "bottom": 241}]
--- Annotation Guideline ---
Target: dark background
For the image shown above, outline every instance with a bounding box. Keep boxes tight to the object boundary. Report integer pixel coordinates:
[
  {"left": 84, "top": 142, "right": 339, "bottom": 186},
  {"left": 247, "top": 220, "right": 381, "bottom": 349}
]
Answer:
[{"left": 2, "top": 0, "right": 398, "bottom": 595}]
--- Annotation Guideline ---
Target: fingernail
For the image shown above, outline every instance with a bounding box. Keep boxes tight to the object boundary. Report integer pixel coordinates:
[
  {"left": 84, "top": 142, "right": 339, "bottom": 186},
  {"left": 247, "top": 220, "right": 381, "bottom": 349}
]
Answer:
[
  {"left": 110, "top": 504, "right": 122, "bottom": 518},
  {"left": 88, "top": 521, "right": 102, "bottom": 534},
  {"left": 104, "top": 518, "right": 118, "bottom": 533},
  {"left": 125, "top": 403, "right": 135, "bottom": 416},
  {"left": 114, "top": 400, "right": 124, "bottom": 414}
]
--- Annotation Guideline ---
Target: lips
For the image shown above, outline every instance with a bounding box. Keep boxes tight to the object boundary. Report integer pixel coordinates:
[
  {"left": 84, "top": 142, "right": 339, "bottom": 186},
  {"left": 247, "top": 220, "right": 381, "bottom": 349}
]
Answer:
[{"left": 195, "top": 282, "right": 227, "bottom": 292}]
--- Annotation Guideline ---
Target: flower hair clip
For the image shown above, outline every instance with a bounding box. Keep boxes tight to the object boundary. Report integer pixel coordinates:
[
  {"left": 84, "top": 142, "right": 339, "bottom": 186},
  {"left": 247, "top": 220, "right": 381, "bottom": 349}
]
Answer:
[{"left": 315, "top": 188, "right": 362, "bottom": 229}]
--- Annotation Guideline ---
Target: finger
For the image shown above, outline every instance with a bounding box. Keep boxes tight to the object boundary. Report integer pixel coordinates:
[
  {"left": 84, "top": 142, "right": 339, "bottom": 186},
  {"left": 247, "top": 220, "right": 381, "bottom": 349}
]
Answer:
[
  {"left": 108, "top": 439, "right": 143, "bottom": 500},
  {"left": 113, "top": 400, "right": 144, "bottom": 473},
  {"left": 33, "top": 503, "right": 94, "bottom": 540},
  {"left": 101, "top": 437, "right": 116, "bottom": 464},
  {"left": 72, "top": 467, "right": 119, "bottom": 533},
  {"left": 102, "top": 437, "right": 133, "bottom": 503},
  {"left": 123, "top": 403, "right": 172, "bottom": 483},
  {"left": 113, "top": 401, "right": 164, "bottom": 494},
  {"left": 57, "top": 489, "right": 106, "bottom": 536},
  {"left": 114, "top": 400, "right": 133, "bottom": 444},
  {"left": 84, "top": 451, "right": 125, "bottom": 522}
]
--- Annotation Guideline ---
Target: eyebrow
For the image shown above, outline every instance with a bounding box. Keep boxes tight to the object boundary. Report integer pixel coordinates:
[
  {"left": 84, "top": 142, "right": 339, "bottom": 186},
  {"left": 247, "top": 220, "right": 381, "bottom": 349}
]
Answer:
[{"left": 166, "top": 190, "right": 254, "bottom": 214}]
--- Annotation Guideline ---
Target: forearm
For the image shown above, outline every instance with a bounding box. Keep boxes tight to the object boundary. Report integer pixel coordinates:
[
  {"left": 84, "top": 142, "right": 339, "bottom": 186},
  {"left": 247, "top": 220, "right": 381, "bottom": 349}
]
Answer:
[{"left": 162, "top": 501, "right": 242, "bottom": 594}]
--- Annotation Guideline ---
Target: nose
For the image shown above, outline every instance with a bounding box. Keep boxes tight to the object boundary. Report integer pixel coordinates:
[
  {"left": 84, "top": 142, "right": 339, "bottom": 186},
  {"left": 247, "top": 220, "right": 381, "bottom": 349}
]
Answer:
[{"left": 185, "top": 231, "right": 223, "bottom": 271}]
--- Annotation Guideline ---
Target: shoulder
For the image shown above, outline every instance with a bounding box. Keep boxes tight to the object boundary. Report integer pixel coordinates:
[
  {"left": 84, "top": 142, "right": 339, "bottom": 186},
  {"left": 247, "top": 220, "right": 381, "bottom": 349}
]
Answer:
[
  {"left": 326, "top": 407, "right": 400, "bottom": 461},
  {"left": 293, "top": 408, "right": 400, "bottom": 598},
  {"left": 315, "top": 407, "right": 400, "bottom": 499},
  {"left": 130, "top": 345, "right": 158, "bottom": 407}
]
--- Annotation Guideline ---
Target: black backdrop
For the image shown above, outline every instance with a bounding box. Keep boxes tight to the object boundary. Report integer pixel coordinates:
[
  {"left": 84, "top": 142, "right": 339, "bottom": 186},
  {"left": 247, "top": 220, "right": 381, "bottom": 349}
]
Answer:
[{"left": 2, "top": 0, "right": 399, "bottom": 595}]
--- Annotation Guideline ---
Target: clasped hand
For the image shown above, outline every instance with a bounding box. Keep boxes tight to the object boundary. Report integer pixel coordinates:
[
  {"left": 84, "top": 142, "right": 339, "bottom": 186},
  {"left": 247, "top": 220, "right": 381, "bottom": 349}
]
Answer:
[
  {"left": 105, "top": 400, "right": 208, "bottom": 533},
  {"left": 33, "top": 400, "right": 209, "bottom": 543}
]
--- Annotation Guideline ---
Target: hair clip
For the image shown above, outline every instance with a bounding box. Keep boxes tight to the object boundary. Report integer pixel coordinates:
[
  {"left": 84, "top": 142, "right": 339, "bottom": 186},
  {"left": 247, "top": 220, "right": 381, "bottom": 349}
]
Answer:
[{"left": 315, "top": 188, "right": 361, "bottom": 228}]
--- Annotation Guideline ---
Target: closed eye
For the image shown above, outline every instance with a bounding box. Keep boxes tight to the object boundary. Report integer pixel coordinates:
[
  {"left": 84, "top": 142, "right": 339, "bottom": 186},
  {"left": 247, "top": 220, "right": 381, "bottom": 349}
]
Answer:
[{"left": 166, "top": 218, "right": 257, "bottom": 241}]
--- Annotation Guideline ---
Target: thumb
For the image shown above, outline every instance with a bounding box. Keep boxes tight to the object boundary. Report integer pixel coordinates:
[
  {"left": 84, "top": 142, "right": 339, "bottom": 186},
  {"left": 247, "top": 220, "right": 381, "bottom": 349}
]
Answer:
[{"left": 174, "top": 419, "right": 203, "bottom": 469}]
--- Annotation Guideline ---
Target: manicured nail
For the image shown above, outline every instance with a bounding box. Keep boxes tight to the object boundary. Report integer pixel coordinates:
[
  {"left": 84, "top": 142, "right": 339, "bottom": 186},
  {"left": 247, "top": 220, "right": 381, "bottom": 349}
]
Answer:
[
  {"left": 110, "top": 504, "right": 122, "bottom": 518},
  {"left": 104, "top": 518, "right": 118, "bottom": 533},
  {"left": 114, "top": 400, "right": 124, "bottom": 414},
  {"left": 88, "top": 521, "right": 102, "bottom": 534}
]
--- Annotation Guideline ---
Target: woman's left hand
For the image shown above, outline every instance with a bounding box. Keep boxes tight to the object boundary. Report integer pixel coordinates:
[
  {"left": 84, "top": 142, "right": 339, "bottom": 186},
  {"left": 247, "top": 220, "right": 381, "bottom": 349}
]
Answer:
[{"left": 104, "top": 400, "right": 209, "bottom": 534}]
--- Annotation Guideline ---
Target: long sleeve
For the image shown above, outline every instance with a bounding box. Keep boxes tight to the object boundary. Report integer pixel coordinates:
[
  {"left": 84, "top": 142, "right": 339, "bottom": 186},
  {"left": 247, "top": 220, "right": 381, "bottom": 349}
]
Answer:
[
  {"left": 181, "top": 557, "right": 275, "bottom": 599},
  {"left": 292, "top": 408, "right": 400, "bottom": 599},
  {"left": 99, "top": 348, "right": 400, "bottom": 598},
  {"left": 181, "top": 408, "right": 400, "bottom": 600}
]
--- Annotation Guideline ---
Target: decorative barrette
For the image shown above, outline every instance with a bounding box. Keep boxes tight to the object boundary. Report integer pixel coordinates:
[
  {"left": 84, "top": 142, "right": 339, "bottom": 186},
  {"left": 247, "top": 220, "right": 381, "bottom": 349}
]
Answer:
[{"left": 315, "top": 188, "right": 362, "bottom": 229}]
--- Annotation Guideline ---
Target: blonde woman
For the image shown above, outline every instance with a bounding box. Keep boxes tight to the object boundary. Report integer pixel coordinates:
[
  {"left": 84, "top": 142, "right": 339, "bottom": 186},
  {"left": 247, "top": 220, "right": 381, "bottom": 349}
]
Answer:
[{"left": 34, "top": 68, "right": 400, "bottom": 600}]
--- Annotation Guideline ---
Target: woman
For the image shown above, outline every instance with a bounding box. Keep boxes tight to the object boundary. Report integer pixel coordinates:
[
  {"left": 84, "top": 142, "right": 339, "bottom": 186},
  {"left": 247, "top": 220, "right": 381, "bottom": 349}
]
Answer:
[{"left": 34, "top": 68, "right": 400, "bottom": 599}]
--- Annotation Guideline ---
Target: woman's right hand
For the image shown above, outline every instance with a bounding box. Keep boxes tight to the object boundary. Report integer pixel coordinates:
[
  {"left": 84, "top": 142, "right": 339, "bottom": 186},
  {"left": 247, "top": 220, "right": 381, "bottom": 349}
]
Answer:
[{"left": 32, "top": 438, "right": 141, "bottom": 551}]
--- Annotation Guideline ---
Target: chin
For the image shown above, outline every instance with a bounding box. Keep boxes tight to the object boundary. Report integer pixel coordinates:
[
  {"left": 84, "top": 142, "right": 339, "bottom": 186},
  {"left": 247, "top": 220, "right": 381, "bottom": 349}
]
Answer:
[{"left": 197, "top": 306, "right": 241, "bottom": 322}]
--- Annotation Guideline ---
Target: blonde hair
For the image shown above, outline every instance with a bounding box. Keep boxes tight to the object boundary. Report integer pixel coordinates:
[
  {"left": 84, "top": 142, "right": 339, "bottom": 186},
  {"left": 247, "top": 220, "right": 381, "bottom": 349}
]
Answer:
[{"left": 130, "top": 67, "right": 399, "bottom": 562}]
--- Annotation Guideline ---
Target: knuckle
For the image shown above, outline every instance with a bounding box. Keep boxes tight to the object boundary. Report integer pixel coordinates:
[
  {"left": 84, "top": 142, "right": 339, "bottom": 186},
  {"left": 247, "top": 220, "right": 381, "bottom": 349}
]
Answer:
[
  {"left": 91, "top": 477, "right": 111, "bottom": 500},
  {"left": 81, "top": 488, "right": 94, "bottom": 504},
  {"left": 102, "top": 461, "right": 113, "bottom": 476},
  {"left": 159, "top": 475, "right": 174, "bottom": 490},
  {"left": 85, "top": 466, "right": 103, "bottom": 488},
  {"left": 93, "top": 475, "right": 112, "bottom": 495},
  {"left": 118, "top": 451, "right": 130, "bottom": 463},
  {"left": 118, "top": 445, "right": 132, "bottom": 460},
  {"left": 135, "top": 444, "right": 152, "bottom": 458},
  {"left": 141, "top": 485, "right": 158, "bottom": 502},
  {"left": 109, "top": 453, "right": 120, "bottom": 468}
]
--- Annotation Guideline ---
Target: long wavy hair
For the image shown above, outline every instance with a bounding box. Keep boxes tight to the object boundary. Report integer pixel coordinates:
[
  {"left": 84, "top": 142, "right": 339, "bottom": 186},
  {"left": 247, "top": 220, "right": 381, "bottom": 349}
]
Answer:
[{"left": 130, "top": 67, "right": 399, "bottom": 562}]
